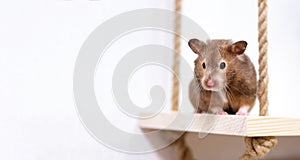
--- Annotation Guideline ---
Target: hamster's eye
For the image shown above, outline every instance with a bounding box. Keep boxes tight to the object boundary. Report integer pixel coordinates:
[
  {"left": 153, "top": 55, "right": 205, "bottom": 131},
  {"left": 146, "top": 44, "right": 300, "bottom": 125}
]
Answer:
[
  {"left": 220, "top": 62, "right": 226, "bottom": 70},
  {"left": 202, "top": 62, "right": 206, "bottom": 69}
]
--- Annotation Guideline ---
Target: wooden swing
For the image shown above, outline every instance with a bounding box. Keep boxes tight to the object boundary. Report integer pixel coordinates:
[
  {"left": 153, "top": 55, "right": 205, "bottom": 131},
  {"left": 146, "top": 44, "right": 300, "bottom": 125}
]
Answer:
[{"left": 140, "top": 0, "right": 300, "bottom": 159}]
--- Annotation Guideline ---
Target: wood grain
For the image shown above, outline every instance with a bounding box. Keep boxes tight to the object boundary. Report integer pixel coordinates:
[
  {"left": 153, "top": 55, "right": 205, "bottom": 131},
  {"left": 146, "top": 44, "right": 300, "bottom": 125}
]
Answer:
[{"left": 139, "top": 112, "right": 300, "bottom": 137}]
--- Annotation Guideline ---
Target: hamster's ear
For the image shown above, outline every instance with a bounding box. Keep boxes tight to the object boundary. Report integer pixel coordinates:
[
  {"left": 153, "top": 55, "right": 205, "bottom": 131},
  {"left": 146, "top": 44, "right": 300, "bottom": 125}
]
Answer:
[
  {"left": 188, "top": 39, "right": 206, "bottom": 54},
  {"left": 230, "top": 41, "right": 247, "bottom": 55}
]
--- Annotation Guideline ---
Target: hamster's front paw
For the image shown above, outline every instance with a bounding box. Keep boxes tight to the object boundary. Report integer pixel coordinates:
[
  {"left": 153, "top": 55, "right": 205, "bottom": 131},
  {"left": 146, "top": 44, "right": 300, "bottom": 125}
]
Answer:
[
  {"left": 236, "top": 106, "right": 249, "bottom": 116},
  {"left": 215, "top": 111, "right": 228, "bottom": 115},
  {"left": 236, "top": 111, "right": 248, "bottom": 116},
  {"left": 195, "top": 107, "right": 202, "bottom": 113}
]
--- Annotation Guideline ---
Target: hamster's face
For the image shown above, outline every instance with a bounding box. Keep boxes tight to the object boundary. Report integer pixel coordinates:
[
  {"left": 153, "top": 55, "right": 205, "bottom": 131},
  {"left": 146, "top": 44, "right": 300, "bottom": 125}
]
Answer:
[
  {"left": 194, "top": 47, "right": 227, "bottom": 91},
  {"left": 188, "top": 39, "right": 248, "bottom": 91}
]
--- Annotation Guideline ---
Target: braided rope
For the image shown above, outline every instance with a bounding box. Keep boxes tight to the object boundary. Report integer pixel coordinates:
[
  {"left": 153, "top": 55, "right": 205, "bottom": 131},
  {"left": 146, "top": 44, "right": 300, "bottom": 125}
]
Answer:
[
  {"left": 258, "top": 0, "right": 269, "bottom": 116},
  {"left": 240, "top": 0, "right": 278, "bottom": 159},
  {"left": 171, "top": 0, "right": 181, "bottom": 111},
  {"left": 240, "top": 137, "right": 278, "bottom": 160},
  {"left": 176, "top": 133, "right": 193, "bottom": 160},
  {"left": 171, "top": 0, "right": 193, "bottom": 159}
]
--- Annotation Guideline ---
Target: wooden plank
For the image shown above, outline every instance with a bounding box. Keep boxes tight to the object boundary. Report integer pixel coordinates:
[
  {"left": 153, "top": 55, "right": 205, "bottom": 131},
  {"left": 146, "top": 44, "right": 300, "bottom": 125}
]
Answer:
[
  {"left": 139, "top": 112, "right": 300, "bottom": 137},
  {"left": 184, "top": 133, "right": 300, "bottom": 159},
  {"left": 247, "top": 116, "right": 300, "bottom": 136}
]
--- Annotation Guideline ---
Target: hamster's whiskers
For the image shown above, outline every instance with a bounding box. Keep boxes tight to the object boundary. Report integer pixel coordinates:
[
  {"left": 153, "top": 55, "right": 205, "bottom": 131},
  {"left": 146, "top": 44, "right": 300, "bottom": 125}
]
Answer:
[
  {"left": 226, "top": 84, "right": 248, "bottom": 97},
  {"left": 224, "top": 84, "right": 235, "bottom": 106}
]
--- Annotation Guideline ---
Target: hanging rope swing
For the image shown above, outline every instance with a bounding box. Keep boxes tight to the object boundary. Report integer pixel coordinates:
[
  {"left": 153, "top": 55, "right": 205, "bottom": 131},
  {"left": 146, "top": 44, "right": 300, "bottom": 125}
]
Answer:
[
  {"left": 240, "top": 0, "right": 278, "bottom": 159},
  {"left": 170, "top": 0, "right": 278, "bottom": 159},
  {"left": 171, "top": 0, "right": 194, "bottom": 159}
]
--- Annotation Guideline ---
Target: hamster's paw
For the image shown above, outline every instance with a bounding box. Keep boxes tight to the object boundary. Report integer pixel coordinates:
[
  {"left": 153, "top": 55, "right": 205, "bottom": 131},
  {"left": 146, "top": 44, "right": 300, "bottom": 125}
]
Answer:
[
  {"left": 236, "top": 111, "right": 248, "bottom": 116},
  {"left": 215, "top": 111, "right": 228, "bottom": 115},
  {"left": 236, "top": 106, "right": 249, "bottom": 116},
  {"left": 195, "top": 107, "right": 203, "bottom": 113}
]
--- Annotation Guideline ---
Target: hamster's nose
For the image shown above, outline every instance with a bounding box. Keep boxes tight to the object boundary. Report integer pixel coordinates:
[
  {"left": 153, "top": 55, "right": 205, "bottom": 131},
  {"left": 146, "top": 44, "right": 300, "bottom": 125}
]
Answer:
[{"left": 206, "top": 79, "right": 215, "bottom": 87}]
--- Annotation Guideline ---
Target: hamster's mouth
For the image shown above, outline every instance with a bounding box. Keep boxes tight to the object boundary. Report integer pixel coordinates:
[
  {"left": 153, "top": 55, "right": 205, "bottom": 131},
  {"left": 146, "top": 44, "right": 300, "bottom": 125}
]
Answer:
[
  {"left": 202, "top": 83, "right": 223, "bottom": 91},
  {"left": 201, "top": 77, "right": 224, "bottom": 91}
]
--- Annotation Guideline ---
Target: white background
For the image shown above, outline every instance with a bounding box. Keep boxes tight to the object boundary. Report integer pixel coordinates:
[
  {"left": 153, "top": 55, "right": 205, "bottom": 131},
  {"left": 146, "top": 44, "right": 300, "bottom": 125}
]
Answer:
[{"left": 0, "top": 0, "right": 299, "bottom": 160}]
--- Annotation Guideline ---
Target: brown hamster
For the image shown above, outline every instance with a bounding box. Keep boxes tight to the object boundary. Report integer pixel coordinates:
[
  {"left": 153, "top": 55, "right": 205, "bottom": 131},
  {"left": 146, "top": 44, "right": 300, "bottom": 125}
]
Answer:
[{"left": 188, "top": 39, "right": 257, "bottom": 115}]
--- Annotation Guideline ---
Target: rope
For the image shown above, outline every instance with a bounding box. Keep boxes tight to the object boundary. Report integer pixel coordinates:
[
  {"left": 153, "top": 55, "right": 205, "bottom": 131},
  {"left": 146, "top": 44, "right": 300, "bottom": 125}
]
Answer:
[
  {"left": 171, "top": 0, "right": 181, "bottom": 111},
  {"left": 240, "top": 137, "right": 278, "bottom": 160},
  {"left": 258, "top": 0, "right": 269, "bottom": 116},
  {"left": 240, "top": 0, "right": 278, "bottom": 159},
  {"left": 171, "top": 0, "right": 193, "bottom": 159},
  {"left": 176, "top": 133, "right": 193, "bottom": 160}
]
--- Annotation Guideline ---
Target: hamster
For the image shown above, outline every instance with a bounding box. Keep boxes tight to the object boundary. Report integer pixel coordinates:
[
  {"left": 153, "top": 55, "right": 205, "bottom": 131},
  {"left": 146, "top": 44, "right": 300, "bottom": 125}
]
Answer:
[{"left": 188, "top": 39, "right": 257, "bottom": 115}]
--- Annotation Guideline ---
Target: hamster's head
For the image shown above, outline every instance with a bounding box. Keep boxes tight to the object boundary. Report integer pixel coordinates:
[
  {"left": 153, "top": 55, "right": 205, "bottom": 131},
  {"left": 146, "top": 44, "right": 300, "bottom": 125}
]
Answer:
[{"left": 188, "top": 39, "right": 247, "bottom": 91}]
